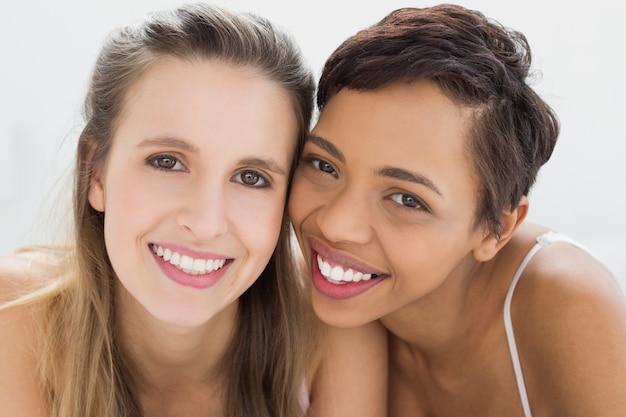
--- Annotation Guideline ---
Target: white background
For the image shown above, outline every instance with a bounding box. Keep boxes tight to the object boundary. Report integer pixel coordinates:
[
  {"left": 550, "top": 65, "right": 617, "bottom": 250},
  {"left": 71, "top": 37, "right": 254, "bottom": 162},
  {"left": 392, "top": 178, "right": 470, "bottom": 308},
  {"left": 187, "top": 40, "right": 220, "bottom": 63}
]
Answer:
[{"left": 0, "top": 0, "right": 624, "bottom": 288}]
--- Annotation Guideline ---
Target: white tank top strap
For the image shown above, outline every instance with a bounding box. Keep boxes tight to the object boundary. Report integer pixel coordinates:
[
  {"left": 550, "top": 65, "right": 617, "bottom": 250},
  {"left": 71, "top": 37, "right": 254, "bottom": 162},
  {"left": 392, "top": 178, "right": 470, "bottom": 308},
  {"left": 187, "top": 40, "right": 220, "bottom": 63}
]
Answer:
[
  {"left": 535, "top": 231, "right": 590, "bottom": 251},
  {"left": 503, "top": 231, "right": 590, "bottom": 417}
]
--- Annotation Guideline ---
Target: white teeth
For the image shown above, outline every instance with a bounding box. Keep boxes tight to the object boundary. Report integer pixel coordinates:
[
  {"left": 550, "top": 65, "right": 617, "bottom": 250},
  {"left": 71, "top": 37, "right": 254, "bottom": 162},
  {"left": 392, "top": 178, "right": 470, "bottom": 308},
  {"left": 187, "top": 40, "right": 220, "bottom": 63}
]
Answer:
[
  {"left": 316, "top": 254, "right": 377, "bottom": 283},
  {"left": 193, "top": 259, "right": 206, "bottom": 272},
  {"left": 343, "top": 268, "right": 354, "bottom": 282},
  {"left": 170, "top": 252, "right": 180, "bottom": 266},
  {"left": 180, "top": 255, "right": 193, "bottom": 270},
  {"left": 151, "top": 244, "right": 226, "bottom": 275},
  {"left": 321, "top": 260, "right": 331, "bottom": 277},
  {"left": 330, "top": 266, "right": 344, "bottom": 281}
]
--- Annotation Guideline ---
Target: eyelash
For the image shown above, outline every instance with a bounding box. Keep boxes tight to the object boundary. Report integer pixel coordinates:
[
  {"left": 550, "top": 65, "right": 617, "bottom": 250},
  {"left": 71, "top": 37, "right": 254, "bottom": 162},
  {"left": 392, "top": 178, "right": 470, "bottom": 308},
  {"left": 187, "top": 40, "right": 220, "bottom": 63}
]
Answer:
[
  {"left": 232, "top": 169, "right": 270, "bottom": 188},
  {"left": 302, "top": 156, "right": 338, "bottom": 178},
  {"left": 147, "top": 154, "right": 187, "bottom": 172},
  {"left": 387, "top": 192, "right": 430, "bottom": 213}
]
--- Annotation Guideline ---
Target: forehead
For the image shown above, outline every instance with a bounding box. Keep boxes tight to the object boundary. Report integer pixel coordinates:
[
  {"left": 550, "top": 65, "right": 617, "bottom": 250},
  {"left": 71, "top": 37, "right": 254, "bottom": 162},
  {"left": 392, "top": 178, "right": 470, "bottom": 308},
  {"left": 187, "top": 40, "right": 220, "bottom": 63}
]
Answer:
[
  {"left": 315, "top": 80, "right": 472, "bottom": 157},
  {"left": 111, "top": 56, "right": 298, "bottom": 153},
  {"left": 124, "top": 56, "right": 293, "bottom": 118}
]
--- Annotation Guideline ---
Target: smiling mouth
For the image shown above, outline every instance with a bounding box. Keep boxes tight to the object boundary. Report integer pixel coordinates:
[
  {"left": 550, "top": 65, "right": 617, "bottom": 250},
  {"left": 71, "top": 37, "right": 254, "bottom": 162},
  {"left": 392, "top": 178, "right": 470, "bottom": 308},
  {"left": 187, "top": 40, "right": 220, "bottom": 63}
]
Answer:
[
  {"left": 316, "top": 254, "right": 382, "bottom": 284},
  {"left": 150, "top": 244, "right": 227, "bottom": 275}
]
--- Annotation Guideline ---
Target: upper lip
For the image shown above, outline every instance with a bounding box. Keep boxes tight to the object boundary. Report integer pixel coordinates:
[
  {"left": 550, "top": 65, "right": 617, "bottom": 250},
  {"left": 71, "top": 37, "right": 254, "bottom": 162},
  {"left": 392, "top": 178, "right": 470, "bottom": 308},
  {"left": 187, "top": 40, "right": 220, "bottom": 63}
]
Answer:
[{"left": 308, "top": 236, "right": 387, "bottom": 276}]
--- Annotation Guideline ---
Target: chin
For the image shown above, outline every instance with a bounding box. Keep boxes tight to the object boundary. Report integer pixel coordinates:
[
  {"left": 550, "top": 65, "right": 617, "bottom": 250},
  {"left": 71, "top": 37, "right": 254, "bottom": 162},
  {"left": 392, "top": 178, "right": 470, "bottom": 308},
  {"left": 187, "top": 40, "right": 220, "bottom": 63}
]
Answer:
[{"left": 311, "top": 295, "right": 371, "bottom": 329}]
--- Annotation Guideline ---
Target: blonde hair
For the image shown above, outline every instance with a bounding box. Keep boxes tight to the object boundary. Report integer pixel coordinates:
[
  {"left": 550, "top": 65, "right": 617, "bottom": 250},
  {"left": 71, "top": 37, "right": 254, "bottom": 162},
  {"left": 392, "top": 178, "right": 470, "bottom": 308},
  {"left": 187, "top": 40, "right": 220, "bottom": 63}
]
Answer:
[{"left": 5, "top": 3, "right": 314, "bottom": 416}]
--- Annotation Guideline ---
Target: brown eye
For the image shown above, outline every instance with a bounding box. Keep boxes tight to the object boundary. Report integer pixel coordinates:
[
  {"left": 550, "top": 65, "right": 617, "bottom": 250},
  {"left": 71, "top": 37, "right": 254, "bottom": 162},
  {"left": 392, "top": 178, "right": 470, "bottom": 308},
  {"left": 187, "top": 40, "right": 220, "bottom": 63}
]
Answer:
[
  {"left": 234, "top": 170, "right": 269, "bottom": 188},
  {"left": 149, "top": 155, "right": 185, "bottom": 171},
  {"left": 241, "top": 170, "right": 259, "bottom": 185},
  {"left": 388, "top": 192, "right": 431, "bottom": 213},
  {"left": 391, "top": 193, "right": 422, "bottom": 209},
  {"left": 311, "top": 158, "right": 337, "bottom": 177}
]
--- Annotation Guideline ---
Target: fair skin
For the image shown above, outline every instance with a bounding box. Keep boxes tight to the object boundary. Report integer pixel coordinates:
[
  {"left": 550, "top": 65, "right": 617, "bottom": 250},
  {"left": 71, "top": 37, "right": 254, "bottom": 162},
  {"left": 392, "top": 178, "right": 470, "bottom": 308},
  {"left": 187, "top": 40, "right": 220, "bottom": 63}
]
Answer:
[
  {"left": 0, "top": 56, "right": 387, "bottom": 417},
  {"left": 0, "top": 254, "right": 50, "bottom": 417},
  {"left": 87, "top": 57, "right": 297, "bottom": 415},
  {"left": 289, "top": 80, "right": 626, "bottom": 416},
  {"left": 0, "top": 56, "right": 295, "bottom": 417}
]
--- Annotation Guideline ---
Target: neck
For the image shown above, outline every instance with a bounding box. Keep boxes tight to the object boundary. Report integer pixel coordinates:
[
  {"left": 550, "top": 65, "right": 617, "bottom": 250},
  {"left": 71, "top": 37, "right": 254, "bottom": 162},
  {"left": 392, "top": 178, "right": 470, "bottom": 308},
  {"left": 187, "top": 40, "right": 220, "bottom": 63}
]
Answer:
[
  {"left": 115, "top": 285, "right": 237, "bottom": 391},
  {"left": 382, "top": 254, "right": 503, "bottom": 367}
]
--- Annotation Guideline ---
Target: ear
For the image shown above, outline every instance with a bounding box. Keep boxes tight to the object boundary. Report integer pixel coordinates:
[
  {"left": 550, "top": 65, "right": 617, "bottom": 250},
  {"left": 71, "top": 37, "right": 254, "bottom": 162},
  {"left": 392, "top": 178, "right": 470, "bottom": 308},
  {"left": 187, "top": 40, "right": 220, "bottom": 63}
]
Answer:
[
  {"left": 86, "top": 141, "right": 106, "bottom": 213},
  {"left": 472, "top": 196, "right": 529, "bottom": 262}
]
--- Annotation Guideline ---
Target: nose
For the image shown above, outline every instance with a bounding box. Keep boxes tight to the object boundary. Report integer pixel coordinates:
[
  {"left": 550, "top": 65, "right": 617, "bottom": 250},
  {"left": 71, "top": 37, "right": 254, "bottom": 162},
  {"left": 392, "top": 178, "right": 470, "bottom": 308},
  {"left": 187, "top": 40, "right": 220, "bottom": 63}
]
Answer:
[
  {"left": 176, "top": 181, "right": 229, "bottom": 240},
  {"left": 316, "top": 185, "right": 373, "bottom": 245}
]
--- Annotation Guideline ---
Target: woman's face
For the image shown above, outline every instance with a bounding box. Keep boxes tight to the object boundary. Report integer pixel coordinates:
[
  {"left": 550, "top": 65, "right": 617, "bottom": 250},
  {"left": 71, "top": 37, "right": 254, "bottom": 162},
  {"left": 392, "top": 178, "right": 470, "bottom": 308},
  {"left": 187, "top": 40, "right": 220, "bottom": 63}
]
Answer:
[
  {"left": 89, "top": 57, "right": 298, "bottom": 328},
  {"left": 288, "top": 80, "right": 487, "bottom": 328}
]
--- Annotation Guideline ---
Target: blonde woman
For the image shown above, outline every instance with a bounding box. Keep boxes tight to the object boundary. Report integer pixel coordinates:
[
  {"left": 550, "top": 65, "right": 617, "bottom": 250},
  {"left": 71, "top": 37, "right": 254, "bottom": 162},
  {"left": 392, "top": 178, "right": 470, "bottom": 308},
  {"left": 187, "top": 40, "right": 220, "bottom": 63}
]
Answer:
[{"left": 0, "top": 4, "right": 385, "bottom": 416}]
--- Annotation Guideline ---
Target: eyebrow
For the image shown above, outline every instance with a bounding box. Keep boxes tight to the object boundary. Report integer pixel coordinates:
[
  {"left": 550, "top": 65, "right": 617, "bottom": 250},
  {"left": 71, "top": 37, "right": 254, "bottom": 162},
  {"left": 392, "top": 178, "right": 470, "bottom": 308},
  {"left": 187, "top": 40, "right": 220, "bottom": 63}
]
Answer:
[
  {"left": 306, "top": 133, "right": 345, "bottom": 163},
  {"left": 137, "top": 136, "right": 199, "bottom": 153},
  {"left": 376, "top": 166, "right": 443, "bottom": 196},
  {"left": 239, "top": 157, "right": 287, "bottom": 176}
]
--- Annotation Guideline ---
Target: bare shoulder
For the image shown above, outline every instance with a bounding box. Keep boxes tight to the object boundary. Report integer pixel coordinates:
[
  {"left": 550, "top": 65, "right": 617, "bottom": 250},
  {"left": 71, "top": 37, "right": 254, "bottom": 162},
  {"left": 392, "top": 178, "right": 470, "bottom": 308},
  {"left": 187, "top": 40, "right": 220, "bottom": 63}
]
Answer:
[
  {"left": 307, "top": 319, "right": 388, "bottom": 417},
  {"left": 509, "top": 224, "right": 626, "bottom": 416},
  {"left": 0, "top": 245, "right": 71, "bottom": 304},
  {"left": 0, "top": 246, "right": 69, "bottom": 416},
  {"left": 0, "top": 299, "right": 49, "bottom": 416}
]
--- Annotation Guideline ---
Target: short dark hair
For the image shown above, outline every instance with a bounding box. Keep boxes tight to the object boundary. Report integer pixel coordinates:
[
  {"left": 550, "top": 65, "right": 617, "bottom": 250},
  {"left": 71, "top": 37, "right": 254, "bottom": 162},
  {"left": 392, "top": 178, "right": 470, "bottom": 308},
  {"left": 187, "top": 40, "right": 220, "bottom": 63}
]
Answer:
[{"left": 317, "top": 4, "right": 559, "bottom": 236}]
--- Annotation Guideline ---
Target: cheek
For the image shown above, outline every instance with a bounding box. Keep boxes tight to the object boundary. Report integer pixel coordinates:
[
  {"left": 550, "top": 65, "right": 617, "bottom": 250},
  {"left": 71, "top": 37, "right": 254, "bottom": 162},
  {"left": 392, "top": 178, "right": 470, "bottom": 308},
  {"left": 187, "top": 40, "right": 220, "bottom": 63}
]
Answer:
[
  {"left": 235, "top": 192, "right": 287, "bottom": 256},
  {"left": 287, "top": 173, "right": 312, "bottom": 227},
  {"left": 106, "top": 176, "right": 153, "bottom": 220},
  {"left": 101, "top": 173, "right": 166, "bottom": 253},
  {"left": 382, "top": 227, "right": 473, "bottom": 286},
  {"left": 263, "top": 201, "right": 286, "bottom": 239}
]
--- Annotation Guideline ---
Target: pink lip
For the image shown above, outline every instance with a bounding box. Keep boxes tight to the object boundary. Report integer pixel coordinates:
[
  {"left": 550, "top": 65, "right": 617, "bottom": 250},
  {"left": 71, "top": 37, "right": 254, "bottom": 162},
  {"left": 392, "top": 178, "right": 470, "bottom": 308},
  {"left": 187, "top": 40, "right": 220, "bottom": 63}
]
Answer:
[
  {"left": 150, "top": 244, "right": 231, "bottom": 289},
  {"left": 308, "top": 238, "right": 387, "bottom": 300}
]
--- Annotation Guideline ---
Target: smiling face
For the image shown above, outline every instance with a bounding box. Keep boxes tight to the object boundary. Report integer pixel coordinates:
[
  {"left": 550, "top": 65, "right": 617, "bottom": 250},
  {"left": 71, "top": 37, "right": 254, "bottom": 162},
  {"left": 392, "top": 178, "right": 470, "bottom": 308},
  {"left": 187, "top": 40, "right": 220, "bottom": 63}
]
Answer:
[
  {"left": 288, "top": 80, "right": 490, "bottom": 328},
  {"left": 88, "top": 57, "right": 298, "bottom": 328}
]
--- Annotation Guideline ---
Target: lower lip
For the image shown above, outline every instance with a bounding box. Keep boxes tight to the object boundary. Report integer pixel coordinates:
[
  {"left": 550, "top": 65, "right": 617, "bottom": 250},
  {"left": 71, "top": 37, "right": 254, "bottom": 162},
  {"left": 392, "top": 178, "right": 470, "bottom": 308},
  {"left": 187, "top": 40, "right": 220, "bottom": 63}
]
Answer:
[
  {"left": 310, "top": 252, "right": 385, "bottom": 300},
  {"left": 153, "top": 253, "right": 230, "bottom": 289}
]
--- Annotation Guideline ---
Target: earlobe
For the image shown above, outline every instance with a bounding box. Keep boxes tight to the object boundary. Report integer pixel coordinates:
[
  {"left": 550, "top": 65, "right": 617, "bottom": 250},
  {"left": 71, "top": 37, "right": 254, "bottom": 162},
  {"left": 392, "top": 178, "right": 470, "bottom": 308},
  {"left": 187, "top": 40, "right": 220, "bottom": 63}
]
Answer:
[
  {"left": 473, "top": 196, "right": 529, "bottom": 262},
  {"left": 88, "top": 167, "right": 105, "bottom": 212},
  {"left": 86, "top": 142, "right": 106, "bottom": 212}
]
